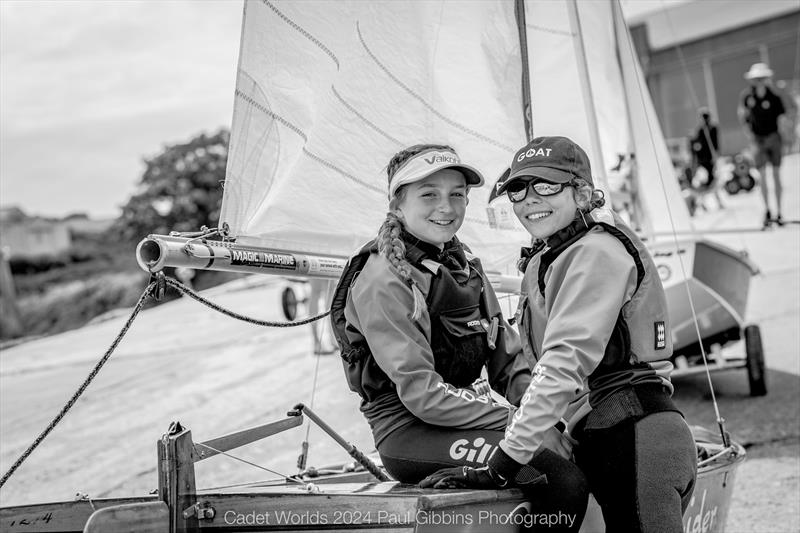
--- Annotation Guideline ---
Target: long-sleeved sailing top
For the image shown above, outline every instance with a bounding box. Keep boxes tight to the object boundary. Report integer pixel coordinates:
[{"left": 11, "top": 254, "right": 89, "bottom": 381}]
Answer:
[
  {"left": 500, "top": 208, "right": 676, "bottom": 466},
  {"left": 335, "top": 235, "right": 532, "bottom": 447}
]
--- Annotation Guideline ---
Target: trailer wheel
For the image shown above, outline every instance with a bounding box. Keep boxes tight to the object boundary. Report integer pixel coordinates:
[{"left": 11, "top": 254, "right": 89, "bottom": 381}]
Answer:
[
  {"left": 740, "top": 173, "right": 756, "bottom": 192},
  {"left": 724, "top": 179, "right": 741, "bottom": 195},
  {"left": 744, "top": 325, "right": 767, "bottom": 396},
  {"left": 281, "top": 286, "right": 298, "bottom": 321}
]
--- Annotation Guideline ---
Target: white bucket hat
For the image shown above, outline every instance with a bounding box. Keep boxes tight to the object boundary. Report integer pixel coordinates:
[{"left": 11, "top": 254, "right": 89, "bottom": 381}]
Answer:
[{"left": 744, "top": 62, "right": 774, "bottom": 80}]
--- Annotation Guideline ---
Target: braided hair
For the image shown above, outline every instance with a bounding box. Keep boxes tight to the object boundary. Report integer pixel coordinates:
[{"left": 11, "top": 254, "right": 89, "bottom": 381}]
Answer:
[{"left": 377, "top": 144, "right": 454, "bottom": 321}]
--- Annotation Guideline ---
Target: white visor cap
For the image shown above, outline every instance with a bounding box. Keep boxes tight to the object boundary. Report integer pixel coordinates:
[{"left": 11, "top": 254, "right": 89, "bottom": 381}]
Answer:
[{"left": 388, "top": 148, "right": 484, "bottom": 199}]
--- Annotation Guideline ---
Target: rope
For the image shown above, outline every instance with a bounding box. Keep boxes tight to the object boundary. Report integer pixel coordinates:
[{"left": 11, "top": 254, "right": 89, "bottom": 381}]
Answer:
[
  {"left": 0, "top": 282, "right": 156, "bottom": 489},
  {"left": 194, "top": 442, "right": 308, "bottom": 488},
  {"left": 620, "top": 1, "right": 728, "bottom": 445},
  {"left": 0, "top": 275, "right": 332, "bottom": 489},
  {"left": 165, "top": 277, "right": 330, "bottom": 326}
]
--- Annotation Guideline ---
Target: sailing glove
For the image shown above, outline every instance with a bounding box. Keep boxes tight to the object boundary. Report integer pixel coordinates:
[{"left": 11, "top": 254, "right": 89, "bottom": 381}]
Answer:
[{"left": 418, "top": 447, "right": 546, "bottom": 489}]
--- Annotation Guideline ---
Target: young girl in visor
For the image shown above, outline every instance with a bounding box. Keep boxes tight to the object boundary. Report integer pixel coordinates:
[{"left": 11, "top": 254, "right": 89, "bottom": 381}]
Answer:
[
  {"left": 331, "top": 144, "right": 588, "bottom": 531},
  {"left": 422, "top": 137, "right": 697, "bottom": 533}
]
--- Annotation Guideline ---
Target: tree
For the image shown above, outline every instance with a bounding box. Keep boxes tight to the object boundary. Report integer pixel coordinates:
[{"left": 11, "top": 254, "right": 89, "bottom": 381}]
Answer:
[{"left": 109, "top": 129, "right": 229, "bottom": 244}]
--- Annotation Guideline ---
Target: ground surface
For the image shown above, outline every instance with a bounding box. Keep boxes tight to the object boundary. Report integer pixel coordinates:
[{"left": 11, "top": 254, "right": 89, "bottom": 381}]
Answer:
[{"left": 1, "top": 156, "right": 798, "bottom": 532}]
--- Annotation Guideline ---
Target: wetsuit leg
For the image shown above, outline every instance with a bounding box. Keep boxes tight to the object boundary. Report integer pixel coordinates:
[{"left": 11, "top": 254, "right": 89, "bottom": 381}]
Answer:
[
  {"left": 574, "top": 411, "right": 697, "bottom": 533},
  {"left": 379, "top": 420, "right": 588, "bottom": 531}
]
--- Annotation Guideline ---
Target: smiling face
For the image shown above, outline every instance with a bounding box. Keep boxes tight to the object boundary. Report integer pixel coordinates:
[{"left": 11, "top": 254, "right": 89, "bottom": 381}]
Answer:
[
  {"left": 512, "top": 179, "right": 578, "bottom": 240},
  {"left": 396, "top": 169, "right": 468, "bottom": 247}
]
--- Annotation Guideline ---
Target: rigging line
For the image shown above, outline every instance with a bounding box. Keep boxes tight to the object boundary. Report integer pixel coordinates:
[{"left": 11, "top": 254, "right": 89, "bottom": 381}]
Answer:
[
  {"left": 226, "top": 74, "right": 280, "bottom": 223},
  {"left": 658, "top": 0, "right": 748, "bottom": 254},
  {"left": 301, "top": 352, "right": 323, "bottom": 450},
  {"left": 194, "top": 442, "right": 310, "bottom": 489},
  {"left": 234, "top": 90, "right": 386, "bottom": 196},
  {"left": 262, "top": 0, "right": 339, "bottom": 69},
  {"left": 330, "top": 86, "right": 404, "bottom": 147},
  {"left": 301, "top": 290, "right": 327, "bottom": 464},
  {"left": 527, "top": 22, "right": 574, "bottom": 38},
  {"left": 355, "top": 21, "right": 515, "bottom": 153},
  {"left": 0, "top": 282, "right": 156, "bottom": 489},
  {"left": 165, "top": 277, "right": 329, "bottom": 327},
  {"left": 197, "top": 478, "right": 286, "bottom": 492},
  {"left": 616, "top": 0, "right": 726, "bottom": 441}
]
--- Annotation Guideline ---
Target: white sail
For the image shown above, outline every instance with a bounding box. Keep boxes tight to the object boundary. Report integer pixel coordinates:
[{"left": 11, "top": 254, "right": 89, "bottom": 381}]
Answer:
[
  {"left": 220, "top": 0, "right": 692, "bottom": 271},
  {"left": 522, "top": 0, "right": 692, "bottom": 236},
  {"left": 221, "top": 0, "right": 529, "bottom": 271}
]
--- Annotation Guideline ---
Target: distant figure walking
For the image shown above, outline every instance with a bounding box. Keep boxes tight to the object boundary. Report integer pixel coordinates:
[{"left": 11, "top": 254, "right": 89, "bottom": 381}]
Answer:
[
  {"left": 689, "top": 107, "right": 724, "bottom": 209},
  {"left": 738, "top": 62, "right": 786, "bottom": 228},
  {"left": 689, "top": 108, "right": 719, "bottom": 188}
]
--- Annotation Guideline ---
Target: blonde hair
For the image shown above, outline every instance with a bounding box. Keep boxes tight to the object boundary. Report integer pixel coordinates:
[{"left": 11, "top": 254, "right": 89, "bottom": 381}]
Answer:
[
  {"left": 376, "top": 144, "right": 453, "bottom": 321},
  {"left": 572, "top": 178, "right": 606, "bottom": 212}
]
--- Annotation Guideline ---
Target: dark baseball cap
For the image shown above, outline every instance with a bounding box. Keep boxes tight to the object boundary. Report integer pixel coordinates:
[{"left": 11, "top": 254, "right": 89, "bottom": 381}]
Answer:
[{"left": 494, "top": 136, "right": 593, "bottom": 197}]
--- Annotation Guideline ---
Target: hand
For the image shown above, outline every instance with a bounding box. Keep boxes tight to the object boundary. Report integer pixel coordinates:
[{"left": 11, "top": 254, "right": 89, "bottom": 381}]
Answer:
[
  {"left": 419, "top": 465, "right": 505, "bottom": 489},
  {"left": 539, "top": 426, "right": 573, "bottom": 460}
]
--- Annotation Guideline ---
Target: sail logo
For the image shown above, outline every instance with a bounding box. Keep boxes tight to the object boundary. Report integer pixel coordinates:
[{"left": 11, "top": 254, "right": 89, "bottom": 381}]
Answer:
[
  {"left": 437, "top": 382, "right": 490, "bottom": 404},
  {"left": 424, "top": 153, "right": 459, "bottom": 165},
  {"left": 517, "top": 148, "right": 553, "bottom": 162},
  {"left": 230, "top": 249, "right": 296, "bottom": 270},
  {"left": 506, "top": 363, "right": 548, "bottom": 438},
  {"left": 683, "top": 489, "right": 718, "bottom": 533},
  {"left": 449, "top": 437, "right": 496, "bottom": 464}
]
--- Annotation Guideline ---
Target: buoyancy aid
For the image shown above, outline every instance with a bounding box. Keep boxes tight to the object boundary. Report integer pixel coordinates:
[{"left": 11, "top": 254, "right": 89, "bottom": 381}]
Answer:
[
  {"left": 517, "top": 208, "right": 676, "bottom": 431},
  {"left": 330, "top": 233, "right": 500, "bottom": 403}
]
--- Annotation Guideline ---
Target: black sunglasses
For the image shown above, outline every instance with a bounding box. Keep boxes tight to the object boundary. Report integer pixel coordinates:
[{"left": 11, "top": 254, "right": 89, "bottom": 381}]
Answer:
[{"left": 506, "top": 179, "right": 572, "bottom": 203}]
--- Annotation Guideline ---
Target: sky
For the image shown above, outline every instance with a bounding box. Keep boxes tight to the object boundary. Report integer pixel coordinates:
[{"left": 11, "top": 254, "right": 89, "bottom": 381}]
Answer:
[
  {"left": 0, "top": 0, "right": 243, "bottom": 219},
  {"left": 0, "top": 0, "right": 684, "bottom": 220}
]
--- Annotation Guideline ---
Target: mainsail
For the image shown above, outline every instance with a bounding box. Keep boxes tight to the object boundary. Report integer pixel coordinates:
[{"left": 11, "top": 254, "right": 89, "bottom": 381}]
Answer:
[
  {"left": 220, "top": 0, "right": 692, "bottom": 273},
  {"left": 222, "top": 1, "right": 527, "bottom": 271}
]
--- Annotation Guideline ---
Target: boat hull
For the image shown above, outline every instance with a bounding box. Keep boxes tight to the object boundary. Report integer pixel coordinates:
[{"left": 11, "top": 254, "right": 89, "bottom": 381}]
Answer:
[
  {"left": 650, "top": 237, "right": 758, "bottom": 352},
  {"left": 0, "top": 436, "right": 746, "bottom": 533}
]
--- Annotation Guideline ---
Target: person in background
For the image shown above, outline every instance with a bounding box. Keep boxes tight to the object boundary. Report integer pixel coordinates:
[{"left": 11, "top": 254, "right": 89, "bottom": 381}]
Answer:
[
  {"left": 738, "top": 62, "right": 786, "bottom": 228},
  {"left": 422, "top": 137, "right": 696, "bottom": 533},
  {"left": 331, "top": 144, "right": 588, "bottom": 531},
  {"left": 689, "top": 109, "right": 720, "bottom": 187},
  {"left": 688, "top": 107, "right": 724, "bottom": 209}
]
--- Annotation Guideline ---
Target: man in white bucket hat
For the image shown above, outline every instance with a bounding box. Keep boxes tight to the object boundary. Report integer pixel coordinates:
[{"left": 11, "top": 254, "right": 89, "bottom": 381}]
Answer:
[{"left": 738, "top": 62, "right": 787, "bottom": 228}]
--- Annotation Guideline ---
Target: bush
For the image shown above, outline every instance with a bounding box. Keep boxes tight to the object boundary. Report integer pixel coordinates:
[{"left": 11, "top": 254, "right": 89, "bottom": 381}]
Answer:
[
  {"left": 9, "top": 255, "right": 69, "bottom": 275},
  {"left": 16, "top": 272, "right": 150, "bottom": 338}
]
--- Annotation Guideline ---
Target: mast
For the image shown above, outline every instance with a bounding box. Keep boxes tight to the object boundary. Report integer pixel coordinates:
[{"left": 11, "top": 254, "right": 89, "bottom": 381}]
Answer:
[
  {"left": 610, "top": 0, "right": 644, "bottom": 230},
  {"left": 515, "top": 0, "right": 533, "bottom": 142},
  {"left": 565, "top": 0, "right": 608, "bottom": 184}
]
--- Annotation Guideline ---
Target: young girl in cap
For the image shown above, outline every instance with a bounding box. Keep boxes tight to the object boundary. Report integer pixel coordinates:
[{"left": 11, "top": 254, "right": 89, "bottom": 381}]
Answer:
[
  {"left": 331, "top": 143, "right": 588, "bottom": 531},
  {"left": 422, "top": 136, "right": 697, "bottom": 533}
]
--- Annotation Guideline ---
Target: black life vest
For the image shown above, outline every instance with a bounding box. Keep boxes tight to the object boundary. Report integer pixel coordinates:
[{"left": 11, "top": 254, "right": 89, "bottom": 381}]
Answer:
[
  {"left": 519, "top": 213, "right": 645, "bottom": 296},
  {"left": 518, "top": 211, "right": 658, "bottom": 407},
  {"left": 330, "top": 235, "right": 496, "bottom": 403}
]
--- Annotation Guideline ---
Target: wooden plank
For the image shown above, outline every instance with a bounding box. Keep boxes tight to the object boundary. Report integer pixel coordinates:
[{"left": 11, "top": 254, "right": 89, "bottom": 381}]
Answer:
[
  {"left": 158, "top": 424, "right": 198, "bottom": 533},
  {"left": 195, "top": 417, "right": 303, "bottom": 462}
]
